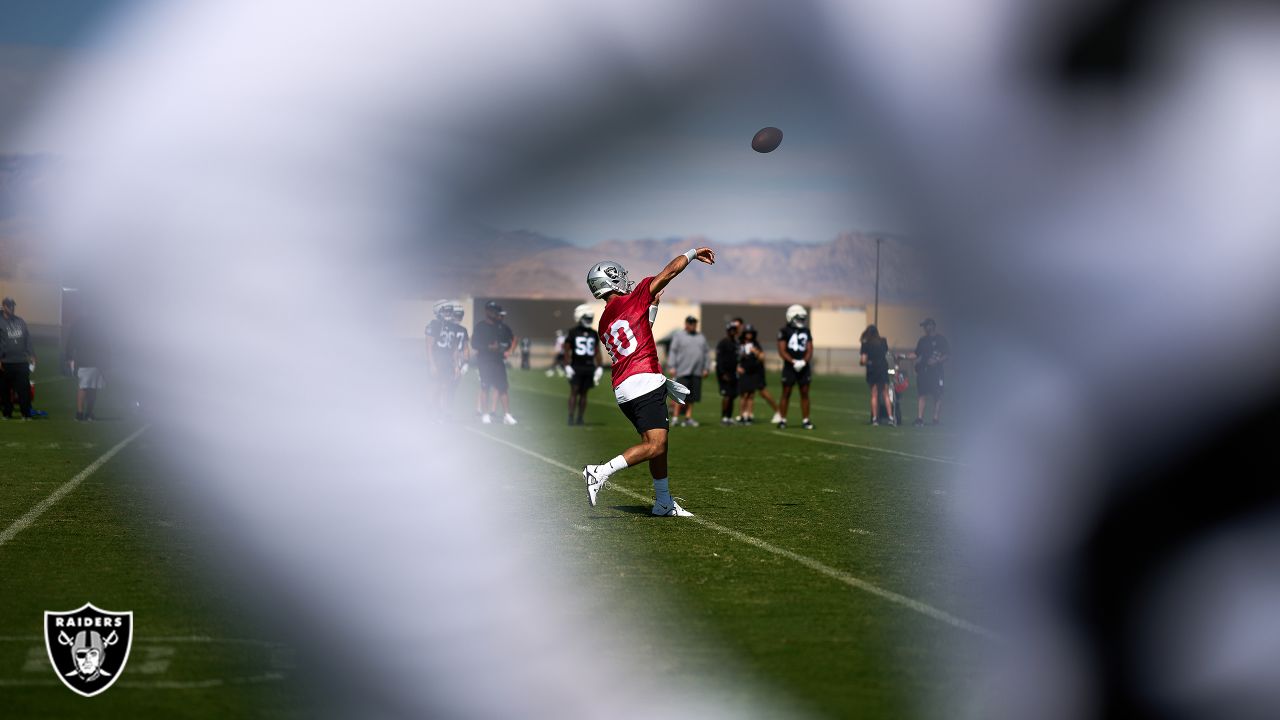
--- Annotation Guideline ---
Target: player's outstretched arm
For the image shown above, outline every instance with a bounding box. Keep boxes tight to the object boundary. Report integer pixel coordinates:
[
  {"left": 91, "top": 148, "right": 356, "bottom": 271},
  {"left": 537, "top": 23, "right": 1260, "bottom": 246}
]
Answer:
[{"left": 649, "top": 247, "right": 714, "bottom": 295}]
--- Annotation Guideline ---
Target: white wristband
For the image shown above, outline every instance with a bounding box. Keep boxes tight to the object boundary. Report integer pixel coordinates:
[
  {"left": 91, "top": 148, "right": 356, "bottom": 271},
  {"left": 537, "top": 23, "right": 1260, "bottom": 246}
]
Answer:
[{"left": 683, "top": 248, "right": 697, "bottom": 262}]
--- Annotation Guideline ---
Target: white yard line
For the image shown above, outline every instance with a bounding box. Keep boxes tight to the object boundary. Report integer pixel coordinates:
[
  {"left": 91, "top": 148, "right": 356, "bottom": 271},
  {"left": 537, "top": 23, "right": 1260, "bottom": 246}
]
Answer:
[
  {"left": 465, "top": 427, "right": 995, "bottom": 639},
  {"left": 770, "top": 431, "right": 967, "bottom": 467},
  {"left": 0, "top": 425, "right": 149, "bottom": 550}
]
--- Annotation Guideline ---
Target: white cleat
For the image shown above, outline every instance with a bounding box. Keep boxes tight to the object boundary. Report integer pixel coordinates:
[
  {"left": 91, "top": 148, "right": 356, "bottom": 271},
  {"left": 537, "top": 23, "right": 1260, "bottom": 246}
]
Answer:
[
  {"left": 583, "top": 465, "right": 607, "bottom": 507},
  {"left": 652, "top": 500, "right": 693, "bottom": 517},
  {"left": 481, "top": 413, "right": 492, "bottom": 424},
  {"left": 503, "top": 413, "right": 518, "bottom": 425},
  {"left": 770, "top": 412, "right": 783, "bottom": 425}
]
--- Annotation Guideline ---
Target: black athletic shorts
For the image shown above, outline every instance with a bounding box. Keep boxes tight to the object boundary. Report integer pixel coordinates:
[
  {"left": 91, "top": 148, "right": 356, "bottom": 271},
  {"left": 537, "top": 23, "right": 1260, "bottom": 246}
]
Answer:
[
  {"left": 478, "top": 356, "right": 508, "bottom": 393},
  {"left": 568, "top": 367, "right": 595, "bottom": 392},
  {"left": 866, "top": 368, "right": 888, "bottom": 387},
  {"left": 917, "top": 368, "right": 944, "bottom": 397},
  {"left": 781, "top": 363, "right": 812, "bottom": 387},
  {"left": 717, "top": 373, "right": 737, "bottom": 397},
  {"left": 619, "top": 385, "right": 669, "bottom": 434},
  {"left": 676, "top": 375, "right": 702, "bottom": 403},
  {"left": 737, "top": 370, "right": 765, "bottom": 394}
]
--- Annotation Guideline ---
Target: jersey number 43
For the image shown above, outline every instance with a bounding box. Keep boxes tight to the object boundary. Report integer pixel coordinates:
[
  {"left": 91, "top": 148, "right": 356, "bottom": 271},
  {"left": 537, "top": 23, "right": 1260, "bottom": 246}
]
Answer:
[{"left": 788, "top": 332, "right": 809, "bottom": 354}]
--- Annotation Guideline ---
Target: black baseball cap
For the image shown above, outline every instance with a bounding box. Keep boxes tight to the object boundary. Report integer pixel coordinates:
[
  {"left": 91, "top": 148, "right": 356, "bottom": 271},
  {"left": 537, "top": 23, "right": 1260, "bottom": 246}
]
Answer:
[
  {"left": 920, "top": 317, "right": 936, "bottom": 327},
  {"left": 485, "top": 301, "right": 503, "bottom": 312},
  {"left": 685, "top": 315, "right": 698, "bottom": 324}
]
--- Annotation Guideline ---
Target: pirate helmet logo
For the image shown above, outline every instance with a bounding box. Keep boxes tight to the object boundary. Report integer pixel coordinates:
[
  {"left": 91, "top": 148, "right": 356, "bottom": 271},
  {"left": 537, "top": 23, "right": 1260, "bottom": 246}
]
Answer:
[
  {"left": 602, "top": 266, "right": 620, "bottom": 281},
  {"left": 44, "top": 602, "right": 133, "bottom": 697}
]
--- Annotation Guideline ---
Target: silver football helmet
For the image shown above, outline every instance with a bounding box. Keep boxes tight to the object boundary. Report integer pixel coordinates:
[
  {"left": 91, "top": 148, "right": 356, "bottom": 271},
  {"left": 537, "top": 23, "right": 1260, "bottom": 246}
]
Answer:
[
  {"left": 450, "top": 301, "right": 465, "bottom": 323},
  {"left": 785, "top": 304, "right": 808, "bottom": 327},
  {"left": 573, "top": 303, "right": 594, "bottom": 327},
  {"left": 433, "top": 299, "right": 454, "bottom": 321},
  {"left": 586, "top": 261, "right": 634, "bottom": 299}
]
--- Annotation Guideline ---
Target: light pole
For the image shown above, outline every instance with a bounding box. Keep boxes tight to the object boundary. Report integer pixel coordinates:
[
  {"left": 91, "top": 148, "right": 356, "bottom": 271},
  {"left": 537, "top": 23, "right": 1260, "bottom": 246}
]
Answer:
[{"left": 873, "top": 236, "right": 881, "bottom": 326}]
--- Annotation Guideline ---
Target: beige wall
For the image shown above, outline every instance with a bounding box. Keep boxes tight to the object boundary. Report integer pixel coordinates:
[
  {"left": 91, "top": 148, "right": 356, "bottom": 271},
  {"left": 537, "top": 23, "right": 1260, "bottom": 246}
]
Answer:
[
  {"left": 870, "top": 304, "right": 945, "bottom": 352},
  {"left": 648, "top": 301, "right": 699, "bottom": 344},
  {"left": 810, "top": 307, "right": 868, "bottom": 350},
  {"left": 0, "top": 281, "right": 61, "bottom": 327}
]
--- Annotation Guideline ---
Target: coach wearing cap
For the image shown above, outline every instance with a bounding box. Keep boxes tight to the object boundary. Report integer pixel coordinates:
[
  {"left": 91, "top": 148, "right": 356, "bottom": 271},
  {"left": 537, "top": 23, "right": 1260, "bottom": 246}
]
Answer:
[
  {"left": 664, "top": 315, "right": 708, "bottom": 427},
  {"left": 907, "top": 317, "right": 949, "bottom": 426},
  {"left": 0, "top": 297, "right": 36, "bottom": 419},
  {"left": 471, "top": 301, "right": 518, "bottom": 425}
]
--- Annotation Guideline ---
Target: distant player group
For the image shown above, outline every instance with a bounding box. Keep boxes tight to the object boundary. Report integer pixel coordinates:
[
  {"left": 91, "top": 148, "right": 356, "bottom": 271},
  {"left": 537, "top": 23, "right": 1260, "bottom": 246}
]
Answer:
[{"left": 428, "top": 245, "right": 946, "bottom": 518}]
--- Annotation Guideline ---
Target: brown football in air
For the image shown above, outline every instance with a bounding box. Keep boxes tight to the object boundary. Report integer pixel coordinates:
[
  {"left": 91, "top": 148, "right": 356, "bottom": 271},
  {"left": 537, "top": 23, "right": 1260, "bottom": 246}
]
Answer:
[{"left": 751, "top": 126, "right": 783, "bottom": 153}]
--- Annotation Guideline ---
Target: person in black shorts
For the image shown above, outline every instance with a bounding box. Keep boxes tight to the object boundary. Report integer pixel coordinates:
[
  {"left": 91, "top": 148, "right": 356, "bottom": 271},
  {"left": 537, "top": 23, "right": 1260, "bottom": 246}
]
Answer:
[
  {"left": 471, "top": 301, "right": 518, "bottom": 425},
  {"left": 735, "top": 324, "right": 779, "bottom": 424},
  {"left": 560, "top": 304, "right": 603, "bottom": 425},
  {"left": 907, "top": 317, "right": 949, "bottom": 426},
  {"left": 715, "top": 318, "right": 742, "bottom": 425},
  {"left": 776, "top": 304, "right": 814, "bottom": 430},
  {"left": 860, "top": 324, "right": 894, "bottom": 425}
]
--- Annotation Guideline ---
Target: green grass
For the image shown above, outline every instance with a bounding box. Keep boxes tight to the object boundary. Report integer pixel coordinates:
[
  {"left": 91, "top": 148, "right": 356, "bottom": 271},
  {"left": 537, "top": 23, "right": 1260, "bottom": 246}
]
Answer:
[
  {"left": 0, "top": 346, "right": 981, "bottom": 718},
  {"left": 480, "top": 369, "right": 982, "bottom": 718},
  {"left": 0, "top": 343, "right": 312, "bottom": 718}
]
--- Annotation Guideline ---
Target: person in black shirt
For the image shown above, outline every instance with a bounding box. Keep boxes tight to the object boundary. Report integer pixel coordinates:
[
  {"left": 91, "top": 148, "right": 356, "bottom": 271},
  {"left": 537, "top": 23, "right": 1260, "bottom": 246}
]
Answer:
[
  {"left": 471, "top": 301, "right": 518, "bottom": 424},
  {"left": 560, "top": 304, "right": 603, "bottom": 425},
  {"left": 65, "top": 309, "right": 112, "bottom": 422},
  {"left": 859, "top": 324, "right": 894, "bottom": 426},
  {"left": 906, "top": 317, "right": 949, "bottom": 426},
  {"left": 735, "top": 324, "right": 779, "bottom": 424},
  {"left": 776, "top": 304, "right": 814, "bottom": 430},
  {"left": 714, "top": 319, "right": 742, "bottom": 425},
  {"left": 0, "top": 297, "right": 36, "bottom": 419}
]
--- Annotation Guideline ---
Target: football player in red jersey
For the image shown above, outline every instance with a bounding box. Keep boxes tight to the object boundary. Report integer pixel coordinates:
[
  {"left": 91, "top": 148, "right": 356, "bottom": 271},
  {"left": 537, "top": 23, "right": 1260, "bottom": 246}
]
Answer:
[{"left": 581, "top": 247, "right": 715, "bottom": 516}]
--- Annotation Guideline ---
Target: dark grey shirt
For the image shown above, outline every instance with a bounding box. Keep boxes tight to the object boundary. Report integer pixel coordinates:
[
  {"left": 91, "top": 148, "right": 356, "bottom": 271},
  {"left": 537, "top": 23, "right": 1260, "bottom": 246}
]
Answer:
[{"left": 0, "top": 313, "right": 33, "bottom": 363}]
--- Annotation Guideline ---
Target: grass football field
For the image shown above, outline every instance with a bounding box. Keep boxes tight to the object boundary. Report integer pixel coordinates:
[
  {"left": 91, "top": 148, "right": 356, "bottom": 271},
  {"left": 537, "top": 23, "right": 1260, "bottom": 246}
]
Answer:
[{"left": 1, "top": 346, "right": 985, "bottom": 718}]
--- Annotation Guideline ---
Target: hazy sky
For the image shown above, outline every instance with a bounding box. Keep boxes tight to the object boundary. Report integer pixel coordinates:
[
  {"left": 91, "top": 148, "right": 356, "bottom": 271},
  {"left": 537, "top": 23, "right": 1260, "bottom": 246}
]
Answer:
[
  {"left": 1, "top": 0, "right": 908, "bottom": 245},
  {"left": 473, "top": 86, "right": 909, "bottom": 245}
]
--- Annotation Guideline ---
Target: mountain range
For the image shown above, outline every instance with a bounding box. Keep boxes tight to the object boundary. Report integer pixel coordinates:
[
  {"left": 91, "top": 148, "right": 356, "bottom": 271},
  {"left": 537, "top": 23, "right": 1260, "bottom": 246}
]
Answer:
[
  {"left": 3, "top": 155, "right": 927, "bottom": 303},
  {"left": 420, "top": 227, "right": 929, "bottom": 305}
]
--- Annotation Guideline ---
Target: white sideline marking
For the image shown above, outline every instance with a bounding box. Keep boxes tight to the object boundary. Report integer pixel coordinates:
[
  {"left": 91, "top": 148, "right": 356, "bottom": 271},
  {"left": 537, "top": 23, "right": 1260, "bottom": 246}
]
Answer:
[
  {"left": 0, "top": 425, "right": 149, "bottom": 549},
  {"left": 465, "top": 427, "right": 996, "bottom": 639},
  {"left": 770, "top": 431, "right": 966, "bottom": 467}
]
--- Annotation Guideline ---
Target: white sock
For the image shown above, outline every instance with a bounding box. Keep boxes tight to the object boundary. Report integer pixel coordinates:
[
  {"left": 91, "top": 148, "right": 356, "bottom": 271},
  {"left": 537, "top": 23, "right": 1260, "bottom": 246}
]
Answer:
[
  {"left": 652, "top": 477, "right": 672, "bottom": 506},
  {"left": 597, "top": 454, "right": 628, "bottom": 478}
]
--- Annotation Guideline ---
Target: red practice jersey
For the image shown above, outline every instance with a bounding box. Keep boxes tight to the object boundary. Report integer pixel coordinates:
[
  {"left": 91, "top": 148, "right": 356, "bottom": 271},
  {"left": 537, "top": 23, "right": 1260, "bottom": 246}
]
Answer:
[{"left": 598, "top": 276, "right": 662, "bottom": 388}]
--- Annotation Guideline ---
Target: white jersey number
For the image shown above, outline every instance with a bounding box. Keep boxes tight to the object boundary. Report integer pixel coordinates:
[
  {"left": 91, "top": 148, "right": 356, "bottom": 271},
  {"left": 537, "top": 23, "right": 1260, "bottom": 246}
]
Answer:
[
  {"left": 606, "top": 319, "right": 638, "bottom": 358},
  {"left": 788, "top": 332, "right": 809, "bottom": 354},
  {"left": 574, "top": 336, "right": 596, "bottom": 356}
]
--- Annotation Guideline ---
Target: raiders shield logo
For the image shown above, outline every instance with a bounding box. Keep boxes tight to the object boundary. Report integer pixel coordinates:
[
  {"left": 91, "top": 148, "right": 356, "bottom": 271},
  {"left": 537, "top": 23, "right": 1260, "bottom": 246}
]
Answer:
[{"left": 44, "top": 603, "right": 134, "bottom": 697}]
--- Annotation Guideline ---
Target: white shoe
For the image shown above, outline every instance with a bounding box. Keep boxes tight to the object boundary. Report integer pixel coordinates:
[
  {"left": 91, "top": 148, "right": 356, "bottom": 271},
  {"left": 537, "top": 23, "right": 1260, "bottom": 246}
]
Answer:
[
  {"left": 684, "top": 418, "right": 699, "bottom": 427},
  {"left": 481, "top": 413, "right": 492, "bottom": 424},
  {"left": 652, "top": 499, "right": 693, "bottom": 517},
  {"left": 545, "top": 369, "right": 554, "bottom": 377},
  {"left": 502, "top": 413, "right": 518, "bottom": 425},
  {"left": 584, "top": 466, "right": 607, "bottom": 507},
  {"left": 770, "top": 412, "right": 783, "bottom": 424}
]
